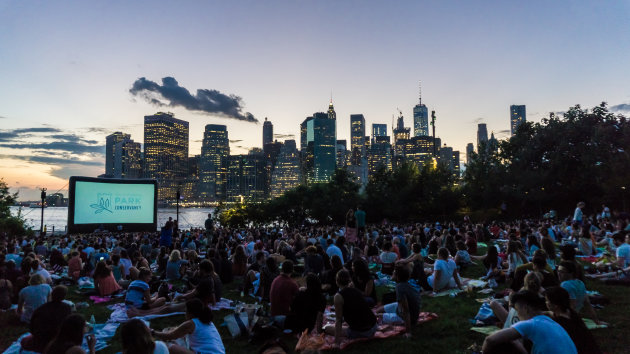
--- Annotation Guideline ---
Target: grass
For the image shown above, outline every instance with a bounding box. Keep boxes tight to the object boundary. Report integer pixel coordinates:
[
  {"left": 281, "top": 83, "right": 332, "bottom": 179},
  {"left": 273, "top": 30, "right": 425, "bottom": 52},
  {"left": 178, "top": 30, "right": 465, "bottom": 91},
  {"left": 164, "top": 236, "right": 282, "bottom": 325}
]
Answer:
[{"left": 1, "top": 243, "right": 626, "bottom": 353}]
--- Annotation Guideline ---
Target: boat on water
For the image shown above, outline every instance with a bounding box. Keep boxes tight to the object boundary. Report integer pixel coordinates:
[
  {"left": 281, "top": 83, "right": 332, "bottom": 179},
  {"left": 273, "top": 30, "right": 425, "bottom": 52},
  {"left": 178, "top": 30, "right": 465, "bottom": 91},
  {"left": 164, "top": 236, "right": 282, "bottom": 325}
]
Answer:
[{"left": 29, "top": 203, "right": 47, "bottom": 208}]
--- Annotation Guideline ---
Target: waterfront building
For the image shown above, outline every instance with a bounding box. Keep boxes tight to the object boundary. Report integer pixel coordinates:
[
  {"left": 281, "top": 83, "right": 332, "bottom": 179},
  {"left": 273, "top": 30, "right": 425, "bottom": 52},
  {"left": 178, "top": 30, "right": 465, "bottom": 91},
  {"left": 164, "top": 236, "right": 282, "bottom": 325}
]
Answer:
[
  {"left": 350, "top": 114, "right": 366, "bottom": 166},
  {"left": 105, "top": 132, "right": 130, "bottom": 177},
  {"left": 143, "top": 112, "right": 189, "bottom": 201},
  {"left": 477, "top": 123, "right": 488, "bottom": 149},
  {"left": 199, "top": 124, "right": 229, "bottom": 201},
  {"left": 227, "top": 151, "right": 266, "bottom": 203},
  {"left": 113, "top": 138, "right": 142, "bottom": 179},
  {"left": 300, "top": 107, "right": 336, "bottom": 184}
]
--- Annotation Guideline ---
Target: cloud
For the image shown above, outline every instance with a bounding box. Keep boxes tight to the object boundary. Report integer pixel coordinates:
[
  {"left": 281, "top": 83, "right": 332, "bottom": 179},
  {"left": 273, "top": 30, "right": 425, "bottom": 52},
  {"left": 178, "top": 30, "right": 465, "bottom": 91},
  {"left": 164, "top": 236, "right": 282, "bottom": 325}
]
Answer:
[
  {"left": 0, "top": 142, "right": 104, "bottom": 154},
  {"left": 610, "top": 103, "right": 630, "bottom": 113},
  {"left": 0, "top": 154, "right": 102, "bottom": 166},
  {"left": 229, "top": 139, "right": 243, "bottom": 143},
  {"left": 50, "top": 134, "right": 98, "bottom": 145},
  {"left": 274, "top": 133, "right": 295, "bottom": 139},
  {"left": 0, "top": 115, "right": 6, "bottom": 119},
  {"left": 471, "top": 117, "right": 484, "bottom": 124},
  {"left": 494, "top": 129, "right": 511, "bottom": 138},
  {"left": 15, "top": 127, "right": 62, "bottom": 134},
  {"left": 129, "top": 76, "right": 258, "bottom": 123}
]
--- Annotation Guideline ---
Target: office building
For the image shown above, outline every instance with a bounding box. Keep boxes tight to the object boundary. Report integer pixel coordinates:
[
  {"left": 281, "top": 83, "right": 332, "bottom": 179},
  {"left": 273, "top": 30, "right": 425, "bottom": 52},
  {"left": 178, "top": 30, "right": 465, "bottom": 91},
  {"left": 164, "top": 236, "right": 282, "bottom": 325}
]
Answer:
[
  {"left": 300, "top": 108, "right": 336, "bottom": 184},
  {"left": 477, "top": 123, "right": 488, "bottom": 149},
  {"left": 350, "top": 114, "right": 366, "bottom": 166},
  {"left": 143, "top": 112, "right": 189, "bottom": 201},
  {"left": 105, "top": 132, "right": 130, "bottom": 177},
  {"left": 413, "top": 84, "right": 429, "bottom": 136},
  {"left": 466, "top": 143, "right": 474, "bottom": 165},
  {"left": 263, "top": 117, "right": 273, "bottom": 146},
  {"left": 372, "top": 124, "right": 387, "bottom": 143},
  {"left": 113, "top": 138, "right": 142, "bottom": 179},
  {"left": 510, "top": 105, "right": 526, "bottom": 136},
  {"left": 336, "top": 140, "right": 349, "bottom": 168},
  {"left": 270, "top": 140, "right": 301, "bottom": 199},
  {"left": 199, "top": 124, "right": 229, "bottom": 201},
  {"left": 393, "top": 112, "right": 410, "bottom": 145},
  {"left": 368, "top": 136, "right": 392, "bottom": 175},
  {"left": 227, "top": 151, "right": 266, "bottom": 203},
  {"left": 263, "top": 141, "right": 283, "bottom": 196}
]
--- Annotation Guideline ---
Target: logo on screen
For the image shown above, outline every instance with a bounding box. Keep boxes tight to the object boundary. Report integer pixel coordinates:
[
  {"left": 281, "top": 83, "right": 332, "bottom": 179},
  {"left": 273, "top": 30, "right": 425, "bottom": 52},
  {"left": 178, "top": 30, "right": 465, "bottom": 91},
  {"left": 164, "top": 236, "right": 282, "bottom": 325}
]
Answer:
[{"left": 90, "top": 193, "right": 113, "bottom": 214}]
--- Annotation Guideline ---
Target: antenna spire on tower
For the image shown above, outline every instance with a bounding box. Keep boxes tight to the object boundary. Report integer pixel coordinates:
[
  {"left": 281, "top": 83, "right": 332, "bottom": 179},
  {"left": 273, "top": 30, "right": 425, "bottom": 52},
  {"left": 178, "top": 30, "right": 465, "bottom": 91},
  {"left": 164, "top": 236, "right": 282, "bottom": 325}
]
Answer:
[{"left": 419, "top": 81, "right": 422, "bottom": 105}]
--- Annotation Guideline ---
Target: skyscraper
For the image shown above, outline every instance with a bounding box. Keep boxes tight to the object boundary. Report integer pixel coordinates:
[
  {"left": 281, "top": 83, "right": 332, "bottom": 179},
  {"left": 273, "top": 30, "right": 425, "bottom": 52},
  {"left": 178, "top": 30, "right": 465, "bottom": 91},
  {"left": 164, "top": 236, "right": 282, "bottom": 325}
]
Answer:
[
  {"left": 372, "top": 124, "right": 387, "bottom": 143},
  {"left": 199, "top": 124, "right": 229, "bottom": 201},
  {"left": 477, "top": 123, "right": 488, "bottom": 149},
  {"left": 413, "top": 83, "right": 429, "bottom": 137},
  {"left": 113, "top": 138, "right": 142, "bottom": 179},
  {"left": 270, "top": 140, "right": 301, "bottom": 199},
  {"left": 143, "top": 112, "right": 189, "bottom": 201},
  {"left": 510, "top": 105, "right": 526, "bottom": 136},
  {"left": 263, "top": 117, "right": 273, "bottom": 146},
  {"left": 350, "top": 114, "right": 366, "bottom": 166},
  {"left": 105, "top": 132, "right": 130, "bottom": 176},
  {"left": 368, "top": 135, "right": 392, "bottom": 175},
  {"left": 227, "top": 151, "right": 266, "bottom": 202},
  {"left": 301, "top": 110, "right": 336, "bottom": 184},
  {"left": 466, "top": 143, "right": 474, "bottom": 165},
  {"left": 336, "top": 140, "right": 349, "bottom": 168}
]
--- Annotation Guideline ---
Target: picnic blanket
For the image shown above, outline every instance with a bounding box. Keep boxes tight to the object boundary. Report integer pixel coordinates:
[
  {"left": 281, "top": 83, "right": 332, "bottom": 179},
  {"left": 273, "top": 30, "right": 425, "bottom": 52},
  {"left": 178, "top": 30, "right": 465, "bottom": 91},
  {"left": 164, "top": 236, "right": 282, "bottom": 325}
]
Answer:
[
  {"left": 90, "top": 295, "right": 112, "bottom": 304},
  {"left": 296, "top": 308, "right": 437, "bottom": 351},
  {"left": 3, "top": 323, "right": 119, "bottom": 354},
  {"left": 107, "top": 298, "right": 233, "bottom": 323},
  {"left": 470, "top": 318, "right": 608, "bottom": 337}
]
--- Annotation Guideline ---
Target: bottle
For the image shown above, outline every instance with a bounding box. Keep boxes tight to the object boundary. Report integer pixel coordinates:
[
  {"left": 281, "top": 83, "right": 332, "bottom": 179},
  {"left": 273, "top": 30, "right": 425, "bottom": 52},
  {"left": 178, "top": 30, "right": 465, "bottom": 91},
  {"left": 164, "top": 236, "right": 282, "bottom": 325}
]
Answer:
[{"left": 89, "top": 315, "right": 96, "bottom": 333}]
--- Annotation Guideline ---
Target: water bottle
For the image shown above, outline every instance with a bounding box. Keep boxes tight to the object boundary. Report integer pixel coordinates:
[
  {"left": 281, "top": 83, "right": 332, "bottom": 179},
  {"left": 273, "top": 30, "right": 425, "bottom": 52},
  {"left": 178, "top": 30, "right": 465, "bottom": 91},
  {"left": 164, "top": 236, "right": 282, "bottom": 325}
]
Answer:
[{"left": 89, "top": 315, "right": 96, "bottom": 333}]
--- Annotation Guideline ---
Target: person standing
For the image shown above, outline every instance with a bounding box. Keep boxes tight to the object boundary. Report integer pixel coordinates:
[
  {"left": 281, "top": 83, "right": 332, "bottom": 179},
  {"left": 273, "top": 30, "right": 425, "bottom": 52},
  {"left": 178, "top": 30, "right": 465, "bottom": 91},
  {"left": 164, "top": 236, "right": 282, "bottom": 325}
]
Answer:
[
  {"left": 354, "top": 205, "right": 366, "bottom": 243},
  {"left": 573, "top": 202, "right": 585, "bottom": 226}
]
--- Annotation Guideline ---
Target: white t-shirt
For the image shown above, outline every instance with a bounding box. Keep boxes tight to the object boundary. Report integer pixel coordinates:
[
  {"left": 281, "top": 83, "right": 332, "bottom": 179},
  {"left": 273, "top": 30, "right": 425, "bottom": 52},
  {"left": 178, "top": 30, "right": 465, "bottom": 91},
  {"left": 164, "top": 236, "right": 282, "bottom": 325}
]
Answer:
[
  {"left": 616, "top": 244, "right": 630, "bottom": 268},
  {"left": 188, "top": 318, "right": 226, "bottom": 354},
  {"left": 326, "top": 244, "right": 344, "bottom": 264},
  {"left": 429, "top": 259, "right": 458, "bottom": 290},
  {"left": 153, "top": 340, "right": 169, "bottom": 354},
  {"left": 512, "top": 315, "right": 577, "bottom": 354}
]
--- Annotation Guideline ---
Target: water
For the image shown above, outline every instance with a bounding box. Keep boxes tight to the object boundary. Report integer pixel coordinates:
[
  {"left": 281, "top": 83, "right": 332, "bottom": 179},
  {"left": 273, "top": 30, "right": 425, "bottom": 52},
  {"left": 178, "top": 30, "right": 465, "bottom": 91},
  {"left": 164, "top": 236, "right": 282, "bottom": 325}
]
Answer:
[{"left": 10, "top": 206, "right": 214, "bottom": 233}]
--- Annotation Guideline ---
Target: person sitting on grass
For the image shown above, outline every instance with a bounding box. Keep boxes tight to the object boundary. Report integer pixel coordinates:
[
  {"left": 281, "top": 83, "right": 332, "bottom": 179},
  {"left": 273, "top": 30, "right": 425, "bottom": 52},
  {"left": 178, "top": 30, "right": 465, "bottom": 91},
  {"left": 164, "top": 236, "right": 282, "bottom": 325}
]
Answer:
[
  {"left": 152, "top": 298, "right": 226, "bottom": 354},
  {"left": 21, "top": 285, "right": 72, "bottom": 353},
  {"left": 17, "top": 274, "right": 51, "bottom": 323},
  {"left": 172, "top": 259, "right": 222, "bottom": 309},
  {"left": 454, "top": 241, "right": 472, "bottom": 269},
  {"left": 120, "top": 318, "right": 169, "bottom": 354},
  {"left": 284, "top": 272, "right": 326, "bottom": 333},
  {"left": 125, "top": 267, "right": 166, "bottom": 317},
  {"left": 269, "top": 260, "right": 299, "bottom": 325},
  {"left": 427, "top": 247, "right": 462, "bottom": 294},
  {"left": 482, "top": 290, "right": 577, "bottom": 354},
  {"left": 544, "top": 286, "right": 602, "bottom": 354},
  {"left": 93, "top": 260, "right": 122, "bottom": 297},
  {"left": 396, "top": 243, "right": 431, "bottom": 290},
  {"left": 510, "top": 251, "right": 558, "bottom": 291},
  {"left": 490, "top": 271, "right": 543, "bottom": 328},
  {"left": 557, "top": 261, "right": 602, "bottom": 324},
  {"left": 325, "top": 269, "right": 378, "bottom": 348},
  {"left": 351, "top": 258, "right": 377, "bottom": 307},
  {"left": 376, "top": 264, "right": 420, "bottom": 338},
  {"left": 45, "top": 314, "right": 96, "bottom": 354}
]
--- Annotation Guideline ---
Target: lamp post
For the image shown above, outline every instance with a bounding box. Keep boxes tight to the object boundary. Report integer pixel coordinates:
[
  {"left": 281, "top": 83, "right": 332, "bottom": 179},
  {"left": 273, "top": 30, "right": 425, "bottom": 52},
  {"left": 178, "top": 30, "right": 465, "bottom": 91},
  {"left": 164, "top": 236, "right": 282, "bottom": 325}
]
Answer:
[
  {"left": 431, "top": 110, "right": 437, "bottom": 157},
  {"left": 40, "top": 188, "right": 47, "bottom": 237},
  {"left": 176, "top": 183, "right": 181, "bottom": 230}
]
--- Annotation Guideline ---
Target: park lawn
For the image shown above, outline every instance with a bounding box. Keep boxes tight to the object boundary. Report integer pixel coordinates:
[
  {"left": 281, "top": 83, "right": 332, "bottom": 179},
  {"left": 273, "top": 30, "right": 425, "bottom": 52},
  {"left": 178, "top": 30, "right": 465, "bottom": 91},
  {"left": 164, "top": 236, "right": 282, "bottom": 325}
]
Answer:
[{"left": 1, "top": 243, "right": 626, "bottom": 354}]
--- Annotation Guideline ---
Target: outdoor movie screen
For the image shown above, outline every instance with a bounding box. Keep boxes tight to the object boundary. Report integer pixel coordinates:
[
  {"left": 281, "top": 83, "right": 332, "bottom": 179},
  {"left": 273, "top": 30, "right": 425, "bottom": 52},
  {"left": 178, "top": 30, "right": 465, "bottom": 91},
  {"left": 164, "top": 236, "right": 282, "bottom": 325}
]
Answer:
[{"left": 68, "top": 176, "right": 157, "bottom": 233}]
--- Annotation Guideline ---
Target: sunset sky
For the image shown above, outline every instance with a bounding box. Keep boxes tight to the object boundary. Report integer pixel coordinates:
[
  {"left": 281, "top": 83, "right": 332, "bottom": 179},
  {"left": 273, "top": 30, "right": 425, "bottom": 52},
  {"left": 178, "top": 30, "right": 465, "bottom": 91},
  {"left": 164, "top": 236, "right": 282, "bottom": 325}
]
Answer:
[{"left": 1, "top": 1, "right": 629, "bottom": 200}]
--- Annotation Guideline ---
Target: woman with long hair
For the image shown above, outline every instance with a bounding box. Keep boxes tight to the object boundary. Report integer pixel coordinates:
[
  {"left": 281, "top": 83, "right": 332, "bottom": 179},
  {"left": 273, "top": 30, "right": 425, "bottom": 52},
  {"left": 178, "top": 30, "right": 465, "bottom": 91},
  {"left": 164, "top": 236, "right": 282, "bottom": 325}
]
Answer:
[
  {"left": 45, "top": 314, "right": 95, "bottom": 354},
  {"left": 120, "top": 319, "right": 169, "bottom": 354},
  {"left": 93, "top": 260, "right": 121, "bottom": 296},
  {"left": 351, "top": 258, "right": 377, "bottom": 307},
  {"left": 231, "top": 245, "right": 248, "bottom": 276},
  {"left": 285, "top": 273, "right": 326, "bottom": 333},
  {"left": 153, "top": 299, "right": 225, "bottom": 354}
]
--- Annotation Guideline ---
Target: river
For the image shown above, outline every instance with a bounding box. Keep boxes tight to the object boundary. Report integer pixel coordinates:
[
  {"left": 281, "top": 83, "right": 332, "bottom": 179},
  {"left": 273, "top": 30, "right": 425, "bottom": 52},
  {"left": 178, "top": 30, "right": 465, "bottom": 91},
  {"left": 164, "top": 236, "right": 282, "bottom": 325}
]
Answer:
[{"left": 9, "top": 206, "right": 215, "bottom": 233}]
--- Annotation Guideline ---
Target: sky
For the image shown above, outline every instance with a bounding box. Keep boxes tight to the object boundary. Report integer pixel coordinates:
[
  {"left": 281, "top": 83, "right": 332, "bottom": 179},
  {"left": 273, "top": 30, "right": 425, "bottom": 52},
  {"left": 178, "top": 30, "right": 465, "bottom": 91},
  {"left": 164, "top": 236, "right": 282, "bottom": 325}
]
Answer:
[{"left": 1, "top": 0, "right": 629, "bottom": 200}]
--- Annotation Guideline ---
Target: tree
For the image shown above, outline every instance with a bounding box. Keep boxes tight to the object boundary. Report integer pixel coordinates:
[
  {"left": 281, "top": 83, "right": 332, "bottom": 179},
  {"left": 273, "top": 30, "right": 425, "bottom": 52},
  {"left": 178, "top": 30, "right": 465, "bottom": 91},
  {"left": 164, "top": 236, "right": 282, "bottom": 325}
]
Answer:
[{"left": 0, "top": 179, "right": 29, "bottom": 235}]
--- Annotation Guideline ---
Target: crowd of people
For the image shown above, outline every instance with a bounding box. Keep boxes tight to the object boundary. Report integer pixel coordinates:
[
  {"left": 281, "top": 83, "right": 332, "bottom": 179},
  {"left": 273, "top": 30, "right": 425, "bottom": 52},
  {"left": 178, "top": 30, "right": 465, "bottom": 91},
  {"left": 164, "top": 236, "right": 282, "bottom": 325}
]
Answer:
[{"left": 0, "top": 202, "right": 628, "bottom": 353}]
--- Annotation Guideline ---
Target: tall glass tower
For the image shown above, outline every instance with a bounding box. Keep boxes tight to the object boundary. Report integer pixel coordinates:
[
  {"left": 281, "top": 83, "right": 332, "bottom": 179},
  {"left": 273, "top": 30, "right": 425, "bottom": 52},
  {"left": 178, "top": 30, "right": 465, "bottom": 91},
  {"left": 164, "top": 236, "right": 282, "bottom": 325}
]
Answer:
[
  {"left": 350, "top": 114, "right": 366, "bottom": 166},
  {"left": 200, "top": 124, "right": 229, "bottom": 201},
  {"left": 510, "top": 105, "right": 526, "bottom": 136},
  {"left": 413, "top": 83, "right": 429, "bottom": 137},
  {"left": 301, "top": 108, "right": 336, "bottom": 184},
  {"left": 263, "top": 117, "right": 273, "bottom": 146},
  {"left": 143, "top": 112, "right": 189, "bottom": 201}
]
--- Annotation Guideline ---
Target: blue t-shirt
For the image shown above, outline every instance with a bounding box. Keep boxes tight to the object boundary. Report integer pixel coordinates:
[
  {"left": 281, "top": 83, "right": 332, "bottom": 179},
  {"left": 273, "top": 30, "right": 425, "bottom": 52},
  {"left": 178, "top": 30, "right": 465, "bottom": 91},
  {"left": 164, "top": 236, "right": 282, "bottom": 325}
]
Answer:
[
  {"left": 512, "top": 315, "right": 577, "bottom": 354},
  {"left": 18, "top": 284, "right": 52, "bottom": 323},
  {"left": 125, "top": 280, "right": 150, "bottom": 308},
  {"left": 561, "top": 279, "right": 587, "bottom": 312}
]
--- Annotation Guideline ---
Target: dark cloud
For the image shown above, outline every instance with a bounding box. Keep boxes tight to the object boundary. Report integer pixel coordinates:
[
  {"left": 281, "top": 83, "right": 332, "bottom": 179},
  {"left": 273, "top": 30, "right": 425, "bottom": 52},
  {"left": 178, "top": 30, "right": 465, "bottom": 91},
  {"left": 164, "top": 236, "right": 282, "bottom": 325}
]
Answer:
[
  {"left": 610, "top": 103, "right": 630, "bottom": 113},
  {"left": 14, "top": 127, "right": 62, "bottom": 134},
  {"left": 0, "top": 154, "right": 102, "bottom": 166},
  {"left": 84, "top": 127, "right": 112, "bottom": 134},
  {"left": 129, "top": 77, "right": 258, "bottom": 123},
  {"left": 0, "top": 142, "right": 104, "bottom": 154},
  {"left": 0, "top": 115, "right": 6, "bottom": 119},
  {"left": 273, "top": 133, "right": 295, "bottom": 139},
  {"left": 471, "top": 117, "right": 484, "bottom": 124},
  {"left": 50, "top": 134, "right": 98, "bottom": 145},
  {"left": 230, "top": 139, "right": 243, "bottom": 143}
]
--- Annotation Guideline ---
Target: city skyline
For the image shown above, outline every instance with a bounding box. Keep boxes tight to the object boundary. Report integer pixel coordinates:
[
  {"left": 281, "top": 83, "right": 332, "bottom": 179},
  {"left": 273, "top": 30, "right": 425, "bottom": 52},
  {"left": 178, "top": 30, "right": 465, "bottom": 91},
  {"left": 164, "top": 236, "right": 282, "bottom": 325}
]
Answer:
[{"left": 2, "top": 1, "right": 630, "bottom": 200}]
